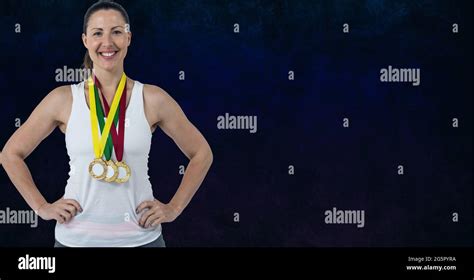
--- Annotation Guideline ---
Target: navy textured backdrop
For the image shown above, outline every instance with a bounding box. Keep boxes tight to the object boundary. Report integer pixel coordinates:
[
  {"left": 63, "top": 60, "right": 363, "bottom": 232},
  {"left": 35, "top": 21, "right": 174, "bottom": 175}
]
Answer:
[{"left": 0, "top": 0, "right": 471, "bottom": 247}]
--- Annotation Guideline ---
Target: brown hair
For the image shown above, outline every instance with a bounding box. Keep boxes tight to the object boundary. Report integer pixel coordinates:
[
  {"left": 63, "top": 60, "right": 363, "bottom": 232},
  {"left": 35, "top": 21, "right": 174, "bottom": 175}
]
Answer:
[{"left": 82, "top": 0, "right": 130, "bottom": 69}]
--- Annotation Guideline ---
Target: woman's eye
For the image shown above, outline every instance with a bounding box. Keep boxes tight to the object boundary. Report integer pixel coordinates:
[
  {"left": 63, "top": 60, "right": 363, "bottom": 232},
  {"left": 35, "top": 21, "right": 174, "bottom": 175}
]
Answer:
[
  {"left": 113, "top": 30, "right": 122, "bottom": 35},
  {"left": 93, "top": 32, "right": 102, "bottom": 36}
]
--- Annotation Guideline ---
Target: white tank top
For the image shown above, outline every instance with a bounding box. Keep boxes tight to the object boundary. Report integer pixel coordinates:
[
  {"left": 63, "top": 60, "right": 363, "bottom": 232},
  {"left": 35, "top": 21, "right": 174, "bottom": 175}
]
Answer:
[{"left": 55, "top": 80, "right": 161, "bottom": 247}]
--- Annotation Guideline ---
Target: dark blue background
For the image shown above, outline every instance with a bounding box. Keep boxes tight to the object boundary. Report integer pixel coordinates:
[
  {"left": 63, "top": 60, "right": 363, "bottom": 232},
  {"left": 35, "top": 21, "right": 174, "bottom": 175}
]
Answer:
[{"left": 0, "top": 0, "right": 471, "bottom": 247}]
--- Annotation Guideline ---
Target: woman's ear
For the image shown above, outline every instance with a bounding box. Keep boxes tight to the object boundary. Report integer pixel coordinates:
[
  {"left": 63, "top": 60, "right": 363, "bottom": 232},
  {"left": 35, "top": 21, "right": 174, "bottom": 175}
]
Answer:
[
  {"left": 82, "top": 33, "right": 88, "bottom": 49},
  {"left": 127, "top": 31, "right": 132, "bottom": 46}
]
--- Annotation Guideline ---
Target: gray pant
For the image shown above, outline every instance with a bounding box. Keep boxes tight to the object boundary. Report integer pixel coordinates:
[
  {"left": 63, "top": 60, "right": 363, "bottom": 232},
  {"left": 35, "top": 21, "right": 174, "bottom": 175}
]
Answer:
[{"left": 54, "top": 234, "right": 166, "bottom": 248}]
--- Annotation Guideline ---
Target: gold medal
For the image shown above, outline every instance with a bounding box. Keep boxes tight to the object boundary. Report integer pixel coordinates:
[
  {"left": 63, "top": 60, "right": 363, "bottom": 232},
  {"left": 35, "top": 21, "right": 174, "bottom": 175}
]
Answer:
[
  {"left": 115, "top": 161, "right": 131, "bottom": 183},
  {"left": 103, "top": 160, "right": 119, "bottom": 182},
  {"left": 88, "top": 158, "right": 107, "bottom": 180}
]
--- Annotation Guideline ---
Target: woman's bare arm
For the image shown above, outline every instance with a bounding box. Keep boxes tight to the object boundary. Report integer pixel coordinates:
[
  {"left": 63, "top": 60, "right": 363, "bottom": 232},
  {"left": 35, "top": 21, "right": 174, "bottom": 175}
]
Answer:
[
  {"left": 2, "top": 86, "right": 81, "bottom": 222},
  {"left": 137, "top": 85, "right": 213, "bottom": 227}
]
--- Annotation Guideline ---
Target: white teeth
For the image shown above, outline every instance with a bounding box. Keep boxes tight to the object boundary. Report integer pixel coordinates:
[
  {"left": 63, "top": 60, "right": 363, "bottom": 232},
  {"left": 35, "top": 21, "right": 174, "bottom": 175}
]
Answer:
[{"left": 101, "top": 52, "right": 115, "bottom": 57}]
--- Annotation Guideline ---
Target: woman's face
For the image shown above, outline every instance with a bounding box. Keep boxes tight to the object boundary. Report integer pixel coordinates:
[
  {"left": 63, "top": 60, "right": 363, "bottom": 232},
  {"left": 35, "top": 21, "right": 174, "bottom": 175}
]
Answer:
[{"left": 82, "top": 9, "right": 131, "bottom": 72}]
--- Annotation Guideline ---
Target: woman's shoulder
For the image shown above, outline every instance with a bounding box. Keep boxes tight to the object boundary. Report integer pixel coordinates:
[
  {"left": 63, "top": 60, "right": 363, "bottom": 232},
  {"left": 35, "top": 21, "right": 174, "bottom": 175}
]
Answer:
[
  {"left": 43, "top": 85, "right": 74, "bottom": 109},
  {"left": 142, "top": 83, "right": 169, "bottom": 96},
  {"left": 37, "top": 86, "right": 73, "bottom": 119},
  {"left": 44, "top": 85, "right": 73, "bottom": 104},
  {"left": 141, "top": 83, "right": 181, "bottom": 124},
  {"left": 142, "top": 83, "right": 174, "bottom": 106}
]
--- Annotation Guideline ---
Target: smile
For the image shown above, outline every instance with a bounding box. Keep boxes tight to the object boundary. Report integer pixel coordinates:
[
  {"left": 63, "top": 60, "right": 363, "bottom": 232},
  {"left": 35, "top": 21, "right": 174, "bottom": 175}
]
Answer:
[{"left": 98, "top": 51, "right": 118, "bottom": 59}]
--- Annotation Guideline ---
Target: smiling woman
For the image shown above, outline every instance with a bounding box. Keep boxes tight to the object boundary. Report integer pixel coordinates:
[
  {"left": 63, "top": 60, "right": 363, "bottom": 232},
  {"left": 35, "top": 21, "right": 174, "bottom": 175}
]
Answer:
[
  {"left": 82, "top": 0, "right": 131, "bottom": 71},
  {"left": 1, "top": 0, "right": 213, "bottom": 248}
]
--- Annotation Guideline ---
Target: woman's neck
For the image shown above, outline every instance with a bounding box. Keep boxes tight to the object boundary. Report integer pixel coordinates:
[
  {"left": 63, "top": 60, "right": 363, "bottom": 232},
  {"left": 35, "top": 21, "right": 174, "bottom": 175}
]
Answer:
[{"left": 92, "top": 67, "right": 124, "bottom": 96}]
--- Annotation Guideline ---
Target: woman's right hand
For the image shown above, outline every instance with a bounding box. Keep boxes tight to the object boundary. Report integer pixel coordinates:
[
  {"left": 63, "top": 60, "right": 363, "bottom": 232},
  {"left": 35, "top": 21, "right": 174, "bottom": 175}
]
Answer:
[{"left": 37, "top": 198, "right": 83, "bottom": 224}]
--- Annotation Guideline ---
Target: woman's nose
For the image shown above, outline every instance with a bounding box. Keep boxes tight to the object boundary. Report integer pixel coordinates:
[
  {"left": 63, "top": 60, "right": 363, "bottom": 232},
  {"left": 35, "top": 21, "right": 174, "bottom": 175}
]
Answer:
[{"left": 101, "top": 33, "right": 113, "bottom": 46}]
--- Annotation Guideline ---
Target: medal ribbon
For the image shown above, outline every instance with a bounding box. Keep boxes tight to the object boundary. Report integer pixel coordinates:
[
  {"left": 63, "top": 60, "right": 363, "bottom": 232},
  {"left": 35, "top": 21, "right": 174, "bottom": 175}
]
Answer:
[
  {"left": 88, "top": 73, "right": 126, "bottom": 159},
  {"left": 94, "top": 76, "right": 126, "bottom": 162},
  {"left": 93, "top": 82, "right": 119, "bottom": 160}
]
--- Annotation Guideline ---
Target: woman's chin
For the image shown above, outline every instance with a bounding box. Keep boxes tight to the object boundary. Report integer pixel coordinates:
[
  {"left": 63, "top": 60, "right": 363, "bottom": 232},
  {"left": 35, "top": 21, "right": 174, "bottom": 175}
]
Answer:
[{"left": 96, "top": 63, "right": 120, "bottom": 72}]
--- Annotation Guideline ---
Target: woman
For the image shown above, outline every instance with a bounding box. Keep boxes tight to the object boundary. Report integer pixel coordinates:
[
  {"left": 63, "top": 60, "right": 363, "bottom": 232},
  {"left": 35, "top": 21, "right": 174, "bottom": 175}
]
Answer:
[{"left": 1, "top": 0, "right": 213, "bottom": 247}]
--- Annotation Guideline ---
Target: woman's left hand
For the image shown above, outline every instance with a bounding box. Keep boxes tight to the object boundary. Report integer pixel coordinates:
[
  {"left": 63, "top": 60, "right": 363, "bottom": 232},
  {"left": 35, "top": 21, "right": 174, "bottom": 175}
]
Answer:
[{"left": 136, "top": 199, "right": 180, "bottom": 228}]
